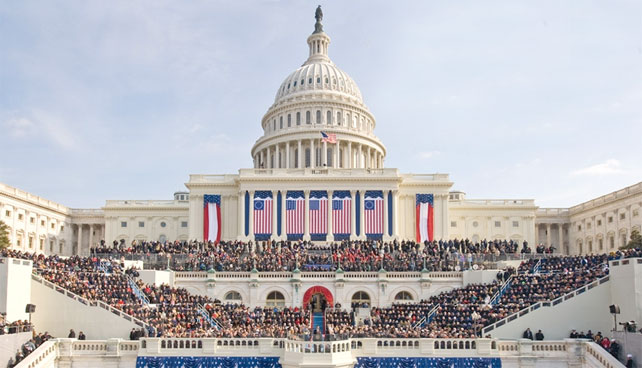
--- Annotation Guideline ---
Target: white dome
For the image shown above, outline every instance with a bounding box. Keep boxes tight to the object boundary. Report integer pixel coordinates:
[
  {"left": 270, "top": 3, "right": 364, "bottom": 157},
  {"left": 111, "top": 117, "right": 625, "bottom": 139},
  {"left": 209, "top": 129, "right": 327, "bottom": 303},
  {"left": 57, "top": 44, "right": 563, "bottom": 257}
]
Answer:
[{"left": 274, "top": 62, "right": 363, "bottom": 104}]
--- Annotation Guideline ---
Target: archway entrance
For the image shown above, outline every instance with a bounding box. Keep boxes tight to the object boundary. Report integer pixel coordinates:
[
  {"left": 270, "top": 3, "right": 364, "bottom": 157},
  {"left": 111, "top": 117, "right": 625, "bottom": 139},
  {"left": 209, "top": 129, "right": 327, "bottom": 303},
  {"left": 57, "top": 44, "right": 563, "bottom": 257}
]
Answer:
[{"left": 303, "top": 286, "right": 333, "bottom": 311}]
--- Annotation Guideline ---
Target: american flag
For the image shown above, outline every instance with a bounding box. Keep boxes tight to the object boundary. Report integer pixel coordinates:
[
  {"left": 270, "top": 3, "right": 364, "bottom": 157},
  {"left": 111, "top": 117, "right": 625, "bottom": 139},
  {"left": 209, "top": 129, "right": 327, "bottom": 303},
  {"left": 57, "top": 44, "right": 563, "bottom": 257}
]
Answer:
[
  {"left": 416, "top": 194, "right": 434, "bottom": 242},
  {"left": 253, "top": 191, "right": 272, "bottom": 236},
  {"left": 364, "top": 190, "right": 384, "bottom": 235},
  {"left": 285, "top": 191, "right": 304, "bottom": 236},
  {"left": 203, "top": 194, "right": 221, "bottom": 242},
  {"left": 321, "top": 131, "right": 337, "bottom": 144},
  {"left": 332, "top": 191, "right": 351, "bottom": 235},
  {"left": 309, "top": 190, "right": 328, "bottom": 235}
]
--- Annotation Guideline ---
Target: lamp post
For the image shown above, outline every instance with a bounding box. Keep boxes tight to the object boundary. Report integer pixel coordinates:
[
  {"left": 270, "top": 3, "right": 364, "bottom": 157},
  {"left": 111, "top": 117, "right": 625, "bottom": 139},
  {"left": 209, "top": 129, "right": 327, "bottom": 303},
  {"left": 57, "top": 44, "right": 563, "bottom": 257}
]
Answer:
[{"left": 471, "top": 311, "right": 481, "bottom": 337}]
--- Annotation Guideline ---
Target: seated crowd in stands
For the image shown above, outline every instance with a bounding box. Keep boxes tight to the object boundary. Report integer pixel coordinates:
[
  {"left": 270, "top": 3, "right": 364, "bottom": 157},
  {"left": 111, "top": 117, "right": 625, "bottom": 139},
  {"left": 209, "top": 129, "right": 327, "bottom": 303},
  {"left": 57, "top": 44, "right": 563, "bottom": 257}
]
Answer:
[
  {"left": 90, "top": 238, "right": 532, "bottom": 273},
  {"left": 0, "top": 247, "right": 638, "bottom": 340}
]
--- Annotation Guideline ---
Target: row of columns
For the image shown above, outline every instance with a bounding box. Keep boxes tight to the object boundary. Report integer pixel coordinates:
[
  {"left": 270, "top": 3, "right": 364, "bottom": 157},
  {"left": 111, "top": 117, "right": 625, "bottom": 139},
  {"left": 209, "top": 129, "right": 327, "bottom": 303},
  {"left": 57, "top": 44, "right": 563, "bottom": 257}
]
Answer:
[
  {"left": 535, "top": 223, "right": 565, "bottom": 252},
  {"left": 75, "top": 223, "right": 104, "bottom": 256},
  {"left": 254, "top": 139, "right": 384, "bottom": 170},
  {"left": 239, "top": 190, "right": 398, "bottom": 241}
]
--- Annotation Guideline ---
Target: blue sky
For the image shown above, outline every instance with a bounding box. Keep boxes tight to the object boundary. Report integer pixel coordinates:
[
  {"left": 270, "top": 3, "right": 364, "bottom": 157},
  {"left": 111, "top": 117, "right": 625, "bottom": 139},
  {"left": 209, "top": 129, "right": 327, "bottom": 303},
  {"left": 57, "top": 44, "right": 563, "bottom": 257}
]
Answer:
[{"left": 1, "top": 1, "right": 641, "bottom": 209}]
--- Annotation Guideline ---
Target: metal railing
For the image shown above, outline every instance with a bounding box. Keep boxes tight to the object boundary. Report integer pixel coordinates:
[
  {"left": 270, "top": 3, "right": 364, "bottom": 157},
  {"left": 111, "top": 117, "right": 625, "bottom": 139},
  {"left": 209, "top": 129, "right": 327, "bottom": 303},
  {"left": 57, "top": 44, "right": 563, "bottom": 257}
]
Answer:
[
  {"left": 489, "top": 276, "right": 513, "bottom": 305},
  {"left": 196, "top": 304, "right": 220, "bottom": 330},
  {"left": 127, "top": 277, "right": 149, "bottom": 305}
]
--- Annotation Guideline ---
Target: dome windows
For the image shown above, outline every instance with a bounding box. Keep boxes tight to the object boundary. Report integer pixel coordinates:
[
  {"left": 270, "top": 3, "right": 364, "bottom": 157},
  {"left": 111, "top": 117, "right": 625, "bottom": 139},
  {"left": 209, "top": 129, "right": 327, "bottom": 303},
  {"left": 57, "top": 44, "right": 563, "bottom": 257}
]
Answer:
[
  {"left": 326, "top": 111, "right": 332, "bottom": 125},
  {"left": 325, "top": 77, "right": 329, "bottom": 84},
  {"left": 306, "top": 111, "right": 311, "bottom": 124},
  {"left": 287, "top": 114, "right": 291, "bottom": 127},
  {"left": 301, "top": 79, "right": 304, "bottom": 86},
  {"left": 317, "top": 77, "right": 321, "bottom": 83},
  {"left": 316, "top": 110, "right": 321, "bottom": 124},
  {"left": 293, "top": 81, "right": 297, "bottom": 87},
  {"left": 296, "top": 112, "right": 301, "bottom": 125},
  {"left": 309, "top": 78, "right": 312, "bottom": 84},
  {"left": 279, "top": 116, "right": 283, "bottom": 129}
]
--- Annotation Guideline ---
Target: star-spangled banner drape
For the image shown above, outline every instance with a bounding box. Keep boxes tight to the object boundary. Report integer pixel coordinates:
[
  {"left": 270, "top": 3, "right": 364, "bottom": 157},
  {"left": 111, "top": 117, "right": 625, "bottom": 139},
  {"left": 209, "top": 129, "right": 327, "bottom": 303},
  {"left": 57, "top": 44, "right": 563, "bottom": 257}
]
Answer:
[
  {"left": 286, "top": 190, "right": 304, "bottom": 239},
  {"left": 416, "top": 193, "right": 434, "bottom": 242},
  {"left": 203, "top": 195, "right": 221, "bottom": 243},
  {"left": 355, "top": 357, "right": 501, "bottom": 368},
  {"left": 333, "top": 190, "right": 351, "bottom": 237},
  {"left": 309, "top": 190, "right": 328, "bottom": 238},
  {"left": 364, "top": 190, "right": 384, "bottom": 236},
  {"left": 254, "top": 191, "right": 273, "bottom": 239}
]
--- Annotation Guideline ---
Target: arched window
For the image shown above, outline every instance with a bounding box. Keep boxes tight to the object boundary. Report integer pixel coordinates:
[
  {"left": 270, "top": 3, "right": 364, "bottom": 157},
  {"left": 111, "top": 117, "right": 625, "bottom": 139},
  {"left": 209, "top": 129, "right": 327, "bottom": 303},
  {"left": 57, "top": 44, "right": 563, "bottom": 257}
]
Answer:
[
  {"left": 327, "top": 148, "right": 333, "bottom": 167},
  {"left": 337, "top": 112, "right": 342, "bottom": 126},
  {"left": 273, "top": 120, "right": 276, "bottom": 131},
  {"left": 294, "top": 149, "right": 299, "bottom": 168},
  {"left": 279, "top": 116, "right": 283, "bottom": 129},
  {"left": 225, "top": 291, "right": 242, "bottom": 302},
  {"left": 266, "top": 291, "right": 285, "bottom": 308},
  {"left": 327, "top": 111, "right": 332, "bottom": 125},
  {"left": 351, "top": 291, "right": 370, "bottom": 306},
  {"left": 395, "top": 291, "right": 414, "bottom": 301},
  {"left": 296, "top": 112, "right": 301, "bottom": 125},
  {"left": 316, "top": 110, "right": 321, "bottom": 124},
  {"left": 306, "top": 111, "right": 311, "bottom": 124},
  {"left": 287, "top": 114, "right": 291, "bottom": 127},
  {"left": 305, "top": 149, "right": 311, "bottom": 168}
]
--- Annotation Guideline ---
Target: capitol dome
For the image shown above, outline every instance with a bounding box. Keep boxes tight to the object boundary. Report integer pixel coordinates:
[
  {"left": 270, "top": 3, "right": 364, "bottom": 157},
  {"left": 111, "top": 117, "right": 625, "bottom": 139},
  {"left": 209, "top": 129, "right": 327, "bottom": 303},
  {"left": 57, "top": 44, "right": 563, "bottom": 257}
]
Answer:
[{"left": 251, "top": 7, "right": 386, "bottom": 171}]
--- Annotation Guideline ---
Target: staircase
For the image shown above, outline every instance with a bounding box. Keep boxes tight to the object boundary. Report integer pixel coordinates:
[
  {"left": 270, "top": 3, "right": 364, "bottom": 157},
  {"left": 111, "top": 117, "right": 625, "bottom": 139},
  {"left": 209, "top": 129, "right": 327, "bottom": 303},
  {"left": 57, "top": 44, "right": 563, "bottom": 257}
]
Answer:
[{"left": 312, "top": 312, "right": 325, "bottom": 334}]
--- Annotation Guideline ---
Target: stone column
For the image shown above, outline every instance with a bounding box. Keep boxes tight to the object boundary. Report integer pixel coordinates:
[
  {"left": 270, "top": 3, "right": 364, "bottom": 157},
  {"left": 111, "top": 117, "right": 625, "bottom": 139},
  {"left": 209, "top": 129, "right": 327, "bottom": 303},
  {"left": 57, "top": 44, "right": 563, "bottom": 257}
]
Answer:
[
  {"left": 546, "top": 224, "right": 551, "bottom": 247},
  {"left": 534, "top": 224, "right": 539, "bottom": 245},
  {"left": 260, "top": 150, "right": 265, "bottom": 169},
  {"left": 367, "top": 147, "right": 371, "bottom": 168},
  {"left": 322, "top": 140, "right": 327, "bottom": 167},
  {"left": 275, "top": 144, "right": 280, "bottom": 169},
  {"left": 297, "top": 140, "right": 302, "bottom": 169},
  {"left": 303, "top": 190, "right": 310, "bottom": 241},
  {"left": 383, "top": 190, "right": 389, "bottom": 240},
  {"left": 248, "top": 191, "right": 255, "bottom": 240},
  {"left": 76, "top": 224, "right": 82, "bottom": 256},
  {"left": 334, "top": 140, "right": 339, "bottom": 168},
  {"left": 266, "top": 147, "right": 271, "bottom": 169},
  {"left": 327, "top": 190, "right": 334, "bottom": 242},
  {"left": 347, "top": 142, "right": 352, "bottom": 169},
  {"left": 558, "top": 225, "right": 564, "bottom": 253},
  {"left": 350, "top": 190, "right": 356, "bottom": 240},
  {"left": 310, "top": 139, "right": 315, "bottom": 168},
  {"left": 358, "top": 144, "right": 363, "bottom": 168},
  {"left": 281, "top": 192, "right": 287, "bottom": 240},
  {"left": 392, "top": 190, "right": 399, "bottom": 239},
  {"left": 237, "top": 192, "right": 244, "bottom": 239},
  {"left": 88, "top": 224, "right": 94, "bottom": 255},
  {"left": 286, "top": 142, "right": 290, "bottom": 169},
  {"left": 272, "top": 192, "right": 278, "bottom": 239},
  {"left": 359, "top": 191, "right": 366, "bottom": 240}
]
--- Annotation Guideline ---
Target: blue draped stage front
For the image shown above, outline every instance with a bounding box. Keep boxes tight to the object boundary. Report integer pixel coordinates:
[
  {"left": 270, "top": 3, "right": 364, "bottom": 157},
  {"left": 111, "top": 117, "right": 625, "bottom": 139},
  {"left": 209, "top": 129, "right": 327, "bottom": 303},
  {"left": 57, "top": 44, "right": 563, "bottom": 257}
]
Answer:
[
  {"left": 135, "top": 356, "right": 501, "bottom": 368},
  {"left": 136, "top": 356, "right": 280, "bottom": 368},
  {"left": 355, "top": 357, "right": 501, "bottom": 368}
]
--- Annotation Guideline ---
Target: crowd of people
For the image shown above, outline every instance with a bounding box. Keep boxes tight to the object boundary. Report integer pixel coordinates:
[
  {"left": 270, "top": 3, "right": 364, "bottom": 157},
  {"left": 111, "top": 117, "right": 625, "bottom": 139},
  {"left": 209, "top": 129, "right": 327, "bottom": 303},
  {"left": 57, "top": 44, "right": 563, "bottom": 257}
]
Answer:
[
  {"left": 0, "top": 247, "right": 638, "bottom": 341},
  {"left": 0, "top": 314, "right": 32, "bottom": 335},
  {"left": 90, "top": 238, "right": 537, "bottom": 273},
  {"left": 6, "top": 331, "right": 52, "bottom": 368}
]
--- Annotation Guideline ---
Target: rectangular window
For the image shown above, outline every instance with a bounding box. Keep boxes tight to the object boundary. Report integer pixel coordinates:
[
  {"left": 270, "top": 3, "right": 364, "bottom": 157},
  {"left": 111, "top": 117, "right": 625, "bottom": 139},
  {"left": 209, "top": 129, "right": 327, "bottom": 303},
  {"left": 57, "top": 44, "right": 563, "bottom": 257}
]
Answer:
[
  {"left": 18, "top": 213, "right": 23, "bottom": 220},
  {"left": 634, "top": 209, "right": 639, "bottom": 217},
  {"left": 138, "top": 221, "right": 145, "bottom": 227},
  {"left": 609, "top": 237, "right": 614, "bottom": 248},
  {"left": 181, "top": 221, "right": 188, "bottom": 228},
  {"left": 28, "top": 237, "right": 33, "bottom": 249},
  {"left": 4, "top": 210, "right": 9, "bottom": 217},
  {"left": 512, "top": 221, "right": 519, "bottom": 227},
  {"left": 39, "top": 238, "right": 44, "bottom": 250},
  {"left": 597, "top": 220, "right": 602, "bottom": 226},
  {"left": 599, "top": 239, "right": 603, "bottom": 250},
  {"left": 51, "top": 223, "right": 55, "bottom": 229},
  {"left": 620, "top": 213, "right": 625, "bottom": 220},
  {"left": 587, "top": 223, "right": 591, "bottom": 229},
  {"left": 41, "top": 220, "right": 45, "bottom": 226},
  {"left": 121, "top": 222, "right": 127, "bottom": 228},
  {"left": 30, "top": 217, "right": 35, "bottom": 224},
  {"left": 494, "top": 221, "right": 501, "bottom": 227},
  {"left": 578, "top": 225, "right": 582, "bottom": 231},
  {"left": 61, "top": 225, "right": 65, "bottom": 232},
  {"left": 450, "top": 221, "right": 457, "bottom": 227},
  {"left": 608, "top": 216, "right": 613, "bottom": 223}
]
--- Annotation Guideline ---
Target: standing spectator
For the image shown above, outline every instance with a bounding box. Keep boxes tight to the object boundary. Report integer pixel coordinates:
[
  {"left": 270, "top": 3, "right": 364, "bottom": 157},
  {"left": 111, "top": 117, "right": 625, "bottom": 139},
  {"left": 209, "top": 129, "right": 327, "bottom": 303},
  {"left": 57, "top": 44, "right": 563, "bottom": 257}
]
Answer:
[
  {"left": 535, "top": 330, "right": 544, "bottom": 340},
  {"left": 625, "top": 354, "right": 633, "bottom": 368},
  {"left": 68, "top": 329, "right": 76, "bottom": 338},
  {"left": 523, "top": 328, "right": 533, "bottom": 340},
  {"left": 78, "top": 331, "right": 86, "bottom": 340}
]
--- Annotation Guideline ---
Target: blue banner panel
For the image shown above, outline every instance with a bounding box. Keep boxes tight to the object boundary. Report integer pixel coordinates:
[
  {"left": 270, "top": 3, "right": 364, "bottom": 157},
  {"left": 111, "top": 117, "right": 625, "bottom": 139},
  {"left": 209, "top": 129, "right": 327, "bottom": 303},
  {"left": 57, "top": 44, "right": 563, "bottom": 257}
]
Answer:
[
  {"left": 355, "top": 357, "right": 501, "bottom": 368},
  {"left": 136, "top": 356, "right": 281, "bottom": 368}
]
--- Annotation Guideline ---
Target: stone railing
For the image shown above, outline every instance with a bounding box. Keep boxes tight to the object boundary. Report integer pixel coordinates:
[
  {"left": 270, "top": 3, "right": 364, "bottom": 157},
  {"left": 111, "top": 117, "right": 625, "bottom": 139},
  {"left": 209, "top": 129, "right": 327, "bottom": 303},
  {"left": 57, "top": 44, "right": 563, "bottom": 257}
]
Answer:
[
  {"left": 14, "top": 338, "right": 625, "bottom": 368},
  {"left": 570, "top": 181, "right": 642, "bottom": 213},
  {"left": 13, "top": 340, "right": 57, "bottom": 368},
  {"left": 482, "top": 275, "right": 610, "bottom": 335},
  {"left": 173, "top": 270, "right": 464, "bottom": 281}
]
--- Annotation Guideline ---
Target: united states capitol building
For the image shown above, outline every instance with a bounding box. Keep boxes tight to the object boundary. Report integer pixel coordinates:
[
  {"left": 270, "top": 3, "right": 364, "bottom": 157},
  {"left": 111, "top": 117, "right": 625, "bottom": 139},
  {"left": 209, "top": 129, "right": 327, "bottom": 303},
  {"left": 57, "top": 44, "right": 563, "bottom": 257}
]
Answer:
[
  {"left": 1, "top": 7, "right": 642, "bottom": 368},
  {"left": 1, "top": 8, "right": 640, "bottom": 259}
]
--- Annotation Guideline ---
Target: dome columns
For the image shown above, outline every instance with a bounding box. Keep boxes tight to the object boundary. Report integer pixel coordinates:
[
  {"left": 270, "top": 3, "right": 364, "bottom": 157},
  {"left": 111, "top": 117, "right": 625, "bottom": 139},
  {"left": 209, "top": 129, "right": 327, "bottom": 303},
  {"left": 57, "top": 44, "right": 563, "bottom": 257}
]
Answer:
[{"left": 253, "top": 137, "right": 384, "bottom": 170}]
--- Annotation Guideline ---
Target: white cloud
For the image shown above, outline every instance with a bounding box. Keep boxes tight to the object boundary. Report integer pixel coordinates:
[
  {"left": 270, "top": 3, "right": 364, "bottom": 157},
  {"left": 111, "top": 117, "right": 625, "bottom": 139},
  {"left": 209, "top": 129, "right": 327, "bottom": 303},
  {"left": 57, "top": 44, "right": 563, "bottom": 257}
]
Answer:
[
  {"left": 5, "top": 117, "right": 36, "bottom": 137},
  {"left": 419, "top": 151, "right": 441, "bottom": 159},
  {"left": 571, "top": 159, "right": 626, "bottom": 176}
]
